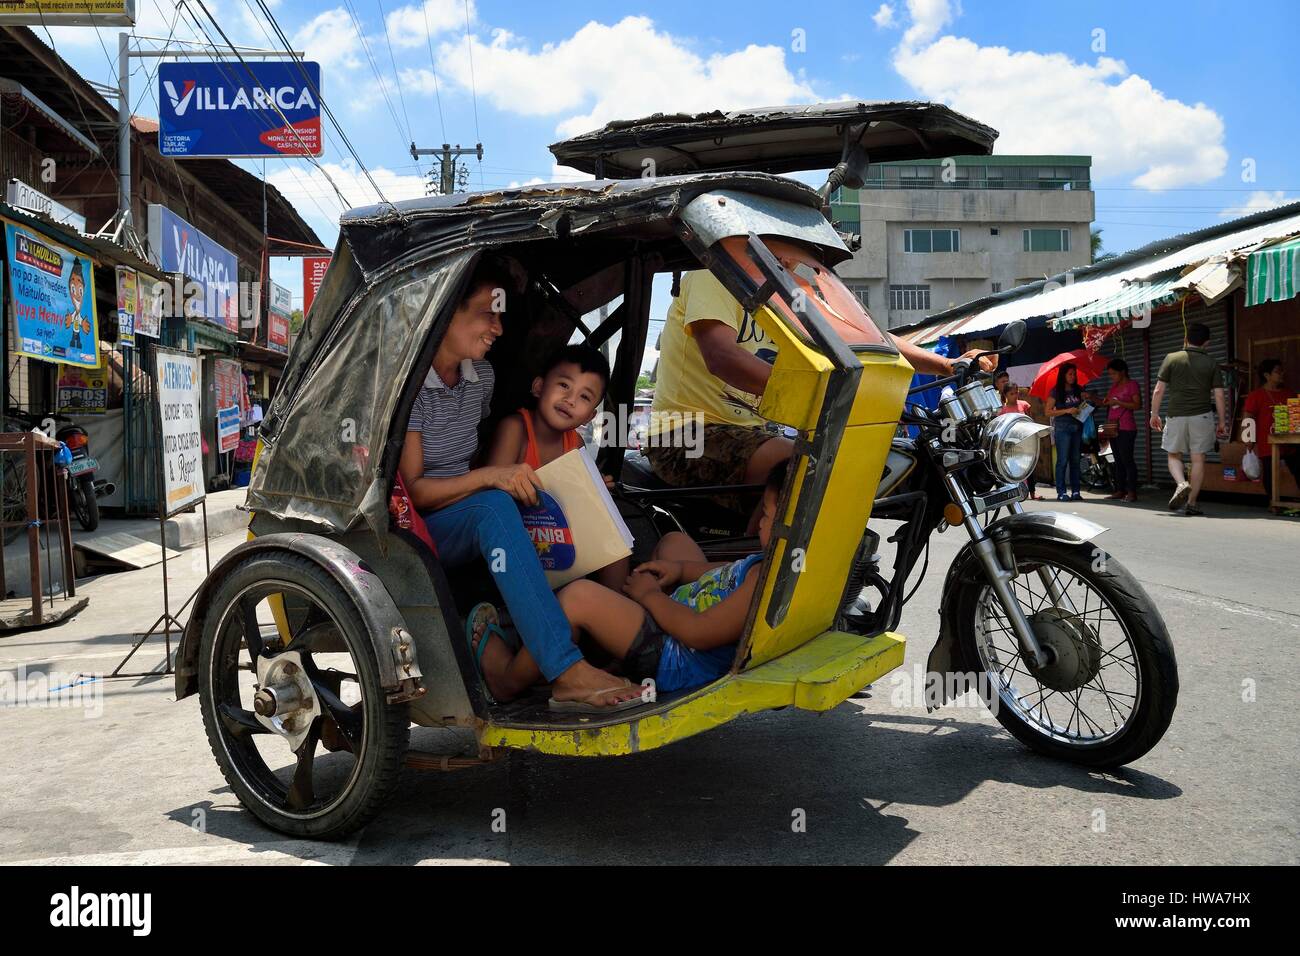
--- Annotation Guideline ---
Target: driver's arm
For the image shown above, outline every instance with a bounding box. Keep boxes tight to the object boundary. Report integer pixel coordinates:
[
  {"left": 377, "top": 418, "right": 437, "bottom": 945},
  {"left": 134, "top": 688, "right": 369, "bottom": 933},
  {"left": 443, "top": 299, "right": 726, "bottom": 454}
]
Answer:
[
  {"left": 891, "top": 334, "right": 995, "bottom": 377},
  {"left": 693, "top": 319, "right": 773, "bottom": 395}
]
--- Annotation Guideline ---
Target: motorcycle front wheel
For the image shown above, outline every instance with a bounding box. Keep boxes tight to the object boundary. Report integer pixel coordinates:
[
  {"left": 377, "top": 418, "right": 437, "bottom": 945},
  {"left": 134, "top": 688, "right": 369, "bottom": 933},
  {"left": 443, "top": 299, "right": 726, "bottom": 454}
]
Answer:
[{"left": 953, "top": 539, "right": 1178, "bottom": 768}]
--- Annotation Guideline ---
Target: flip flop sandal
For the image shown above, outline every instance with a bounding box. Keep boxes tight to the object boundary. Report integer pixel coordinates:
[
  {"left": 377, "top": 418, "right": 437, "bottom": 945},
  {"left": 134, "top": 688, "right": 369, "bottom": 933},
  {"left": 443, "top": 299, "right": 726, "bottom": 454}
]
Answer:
[
  {"left": 548, "top": 686, "right": 648, "bottom": 715},
  {"left": 465, "top": 602, "right": 507, "bottom": 705}
]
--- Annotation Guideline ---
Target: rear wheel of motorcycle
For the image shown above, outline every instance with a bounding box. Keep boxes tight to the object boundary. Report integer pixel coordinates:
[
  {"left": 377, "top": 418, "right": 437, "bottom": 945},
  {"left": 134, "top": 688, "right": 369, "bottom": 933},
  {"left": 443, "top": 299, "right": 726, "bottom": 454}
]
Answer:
[
  {"left": 73, "top": 474, "right": 99, "bottom": 531},
  {"left": 953, "top": 539, "right": 1178, "bottom": 768}
]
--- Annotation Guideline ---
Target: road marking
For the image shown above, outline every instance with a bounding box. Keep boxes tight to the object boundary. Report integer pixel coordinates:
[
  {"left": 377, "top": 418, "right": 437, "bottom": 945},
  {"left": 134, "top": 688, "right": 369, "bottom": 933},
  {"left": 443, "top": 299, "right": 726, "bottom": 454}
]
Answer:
[{"left": 1146, "top": 582, "right": 1300, "bottom": 629}]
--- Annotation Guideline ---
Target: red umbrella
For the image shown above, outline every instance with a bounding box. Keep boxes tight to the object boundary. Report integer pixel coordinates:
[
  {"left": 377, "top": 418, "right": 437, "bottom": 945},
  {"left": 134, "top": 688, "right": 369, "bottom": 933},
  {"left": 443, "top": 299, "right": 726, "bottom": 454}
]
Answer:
[{"left": 1028, "top": 349, "right": 1110, "bottom": 400}]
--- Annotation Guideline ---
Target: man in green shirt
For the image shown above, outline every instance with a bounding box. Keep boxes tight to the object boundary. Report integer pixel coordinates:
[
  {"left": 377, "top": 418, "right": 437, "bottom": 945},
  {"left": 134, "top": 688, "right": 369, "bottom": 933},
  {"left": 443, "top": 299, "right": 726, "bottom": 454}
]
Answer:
[{"left": 1150, "top": 322, "right": 1227, "bottom": 515}]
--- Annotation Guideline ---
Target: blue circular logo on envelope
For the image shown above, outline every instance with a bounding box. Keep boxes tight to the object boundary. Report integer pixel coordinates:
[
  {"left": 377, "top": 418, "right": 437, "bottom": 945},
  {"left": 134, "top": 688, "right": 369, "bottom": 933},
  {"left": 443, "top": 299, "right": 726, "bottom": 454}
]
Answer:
[{"left": 520, "top": 491, "right": 576, "bottom": 571}]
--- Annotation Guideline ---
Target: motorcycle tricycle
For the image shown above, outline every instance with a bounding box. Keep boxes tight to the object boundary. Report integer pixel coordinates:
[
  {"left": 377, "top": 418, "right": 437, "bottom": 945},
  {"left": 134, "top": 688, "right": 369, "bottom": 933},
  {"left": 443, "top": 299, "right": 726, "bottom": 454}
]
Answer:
[{"left": 174, "top": 102, "right": 1177, "bottom": 838}]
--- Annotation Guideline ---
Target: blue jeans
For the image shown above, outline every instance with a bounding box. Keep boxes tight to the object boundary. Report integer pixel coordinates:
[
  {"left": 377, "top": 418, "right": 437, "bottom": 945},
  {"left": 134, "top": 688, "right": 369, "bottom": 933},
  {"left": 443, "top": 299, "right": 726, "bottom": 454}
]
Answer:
[
  {"left": 1054, "top": 424, "right": 1082, "bottom": 497},
  {"left": 423, "top": 489, "right": 580, "bottom": 681}
]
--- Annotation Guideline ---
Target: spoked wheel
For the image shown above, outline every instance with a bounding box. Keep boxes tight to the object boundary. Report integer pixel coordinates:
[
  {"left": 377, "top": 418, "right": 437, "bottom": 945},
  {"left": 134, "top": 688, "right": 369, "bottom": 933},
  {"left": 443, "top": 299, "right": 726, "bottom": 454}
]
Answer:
[
  {"left": 197, "top": 552, "right": 409, "bottom": 839},
  {"left": 955, "top": 539, "right": 1178, "bottom": 767}
]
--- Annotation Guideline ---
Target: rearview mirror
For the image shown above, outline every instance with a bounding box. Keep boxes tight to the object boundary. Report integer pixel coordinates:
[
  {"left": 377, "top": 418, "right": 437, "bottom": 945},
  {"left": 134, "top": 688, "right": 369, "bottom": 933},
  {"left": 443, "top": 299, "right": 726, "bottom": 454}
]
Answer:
[
  {"left": 998, "top": 320, "right": 1027, "bottom": 353},
  {"left": 818, "top": 124, "right": 871, "bottom": 201}
]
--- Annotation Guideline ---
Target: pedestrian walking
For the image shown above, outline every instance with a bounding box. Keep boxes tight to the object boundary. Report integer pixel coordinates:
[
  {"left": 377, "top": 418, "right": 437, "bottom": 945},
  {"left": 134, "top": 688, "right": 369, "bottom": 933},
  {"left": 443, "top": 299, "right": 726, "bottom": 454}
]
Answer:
[
  {"left": 1149, "top": 322, "right": 1228, "bottom": 516},
  {"left": 1102, "top": 358, "right": 1142, "bottom": 502}
]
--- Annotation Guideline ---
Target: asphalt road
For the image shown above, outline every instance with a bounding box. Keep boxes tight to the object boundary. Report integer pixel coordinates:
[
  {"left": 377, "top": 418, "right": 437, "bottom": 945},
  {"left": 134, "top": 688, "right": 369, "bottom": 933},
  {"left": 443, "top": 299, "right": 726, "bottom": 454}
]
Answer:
[{"left": 1, "top": 492, "right": 1296, "bottom": 865}]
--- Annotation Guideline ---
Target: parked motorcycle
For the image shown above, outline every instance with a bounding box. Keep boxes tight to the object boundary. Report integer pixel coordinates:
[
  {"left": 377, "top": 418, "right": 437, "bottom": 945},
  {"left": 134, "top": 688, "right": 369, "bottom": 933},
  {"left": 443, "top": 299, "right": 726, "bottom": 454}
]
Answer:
[{"left": 55, "top": 422, "right": 104, "bottom": 532}]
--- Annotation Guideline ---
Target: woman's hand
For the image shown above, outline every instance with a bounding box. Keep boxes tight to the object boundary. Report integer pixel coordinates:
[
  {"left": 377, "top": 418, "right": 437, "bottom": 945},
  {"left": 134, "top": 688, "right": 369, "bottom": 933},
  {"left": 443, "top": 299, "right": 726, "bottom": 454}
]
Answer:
[
  {"left": 483, "top": 464, "right": 543, "bottom": 507},
  {"left": 632, "top": 560, "right": 681, "bottom": 590},
  {"left": 623, "top": 569, "right": 665, "bottom": 603}
]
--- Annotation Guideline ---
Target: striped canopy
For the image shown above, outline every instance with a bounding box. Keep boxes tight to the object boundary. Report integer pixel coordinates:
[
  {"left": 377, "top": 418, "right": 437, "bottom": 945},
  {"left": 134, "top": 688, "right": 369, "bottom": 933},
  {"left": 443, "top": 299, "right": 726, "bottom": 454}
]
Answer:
[
  {"left": 1246, "top": 236, "right": 1300, "bottom": 307},
  {"left": 1048, "top": 275, "right": 1184, "bottom": 331}
]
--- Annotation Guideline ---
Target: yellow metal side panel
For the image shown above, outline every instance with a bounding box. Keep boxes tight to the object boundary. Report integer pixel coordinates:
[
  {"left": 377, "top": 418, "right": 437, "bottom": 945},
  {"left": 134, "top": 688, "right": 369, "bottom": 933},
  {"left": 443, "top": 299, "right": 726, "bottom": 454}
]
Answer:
[
  {"left": 743, "top": 421, "right": 896, "bottom": 667},
  {"left": 847, "top": 350, "right": 914, "bottom": 427},
  {"left": 245, "top": 438, "right": 291, "bottom": 640},
  {"left": 478, "top": 629, "right": 907, "bottom": 757},
  {"left": 794, "top": 632, "right": 905, "bottom": 711},
  {"left": 477, "top": 675, "right": 793, "bottom": 757},
  {"left": 754, "top": 305, "right": 830, "bottom": 430}
]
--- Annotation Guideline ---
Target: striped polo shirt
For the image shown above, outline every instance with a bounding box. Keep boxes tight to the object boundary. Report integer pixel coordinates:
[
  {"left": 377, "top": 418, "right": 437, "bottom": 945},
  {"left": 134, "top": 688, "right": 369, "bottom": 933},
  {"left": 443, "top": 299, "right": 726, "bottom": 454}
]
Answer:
[{"left": 407, "top": 358, "right": 495, "bottom": 478}]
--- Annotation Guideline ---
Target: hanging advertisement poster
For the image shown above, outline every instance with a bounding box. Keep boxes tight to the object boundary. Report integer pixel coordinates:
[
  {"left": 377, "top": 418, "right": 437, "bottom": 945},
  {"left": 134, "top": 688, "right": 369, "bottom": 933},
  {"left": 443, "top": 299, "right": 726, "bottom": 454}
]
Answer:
[
  {"left": 56, "top": 359, "right": 109, "bottom": 415},
  {"left": 146, "top": 204, "right": 238, "bottom": 332},
  {"left": 155, "top": 348, "right": 205, "bottom": 512},
  {"left": 4, "top": 218, "right": 99, "bottom": 368},
  {"left": 268, "top": 281, "right": 291, "bottom": 354},
  {"left": 213, "top": 358, "right": 245, "bottom": 453},
  {"left": 116, "top": 265, "right": 139, "bottom": 346},
  {"left": 302, "top": 255, "right": 330, "bottom": 315},
  {"left": 136, "top": 275, "right": 164, "bottom": 338}
]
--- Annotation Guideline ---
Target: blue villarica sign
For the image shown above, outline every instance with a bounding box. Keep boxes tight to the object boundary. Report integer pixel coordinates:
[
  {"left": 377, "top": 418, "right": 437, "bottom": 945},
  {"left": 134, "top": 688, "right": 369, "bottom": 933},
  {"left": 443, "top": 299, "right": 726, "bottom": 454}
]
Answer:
[
  {"left": 147, "top": 204, "right": 239, "bottom": 332},
  {"left": 157, "top": 61, "right": 323, "bottom": 158}
]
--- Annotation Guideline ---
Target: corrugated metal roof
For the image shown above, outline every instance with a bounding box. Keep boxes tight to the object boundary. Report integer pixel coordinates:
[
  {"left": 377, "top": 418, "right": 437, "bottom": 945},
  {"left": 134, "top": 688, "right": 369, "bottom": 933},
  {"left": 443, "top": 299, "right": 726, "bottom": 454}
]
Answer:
[{"left": 893, "top": 200, "right": 1300, "bottom": 341}]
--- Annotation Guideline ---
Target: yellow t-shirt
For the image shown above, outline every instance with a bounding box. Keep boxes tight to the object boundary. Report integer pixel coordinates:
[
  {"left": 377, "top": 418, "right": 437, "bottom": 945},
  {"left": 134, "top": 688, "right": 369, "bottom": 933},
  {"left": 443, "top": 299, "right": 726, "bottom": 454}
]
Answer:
[{"left": 650, "top": 270, "right": 777, "bottom": 435}]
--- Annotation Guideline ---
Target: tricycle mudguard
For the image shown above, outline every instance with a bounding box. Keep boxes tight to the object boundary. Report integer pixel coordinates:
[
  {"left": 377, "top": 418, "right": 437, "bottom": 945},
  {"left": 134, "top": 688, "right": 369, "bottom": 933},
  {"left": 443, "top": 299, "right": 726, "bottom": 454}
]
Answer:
[
  {"left": 173, "top": 533, "right": 423, "bottom": 702},
  {"left": 923, "top": 510, "right": 1107, "bottom": 711}
]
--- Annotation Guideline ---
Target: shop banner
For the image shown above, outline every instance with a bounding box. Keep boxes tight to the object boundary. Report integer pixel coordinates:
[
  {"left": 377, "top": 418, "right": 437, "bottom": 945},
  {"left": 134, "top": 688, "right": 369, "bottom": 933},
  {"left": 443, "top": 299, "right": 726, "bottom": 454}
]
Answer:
[
  {"left": 156, "top": 349, "right": 205, "bottom": 512},
  {"left": 136, "top": 275, "right": 164, "bottom": 338},
  {"left": 115, "top": 265, "right": 140, "bottom": 345},
  {"left": 147, "top": 204, "right": 239, "bottom": 331},
  {"left": 158, "top": 61, "right": 323, "bottom": 158},
  {"left": 0, "top": 1, "right": 135, "bottom": 27},
  {"left": 56, "top": 361, "right": 109, "bottom": 415},
  {"left": 4, "top": 218, "right": 99, "bottom": 368},
  {"left": 268, "top": 281, "right": 291, "bottom": 353},
  {"left": 213, "top": 358, "right": 245, "bottom": 453},
  {"left": 302, "top": 255, "right": 330, "bottom": 315}
]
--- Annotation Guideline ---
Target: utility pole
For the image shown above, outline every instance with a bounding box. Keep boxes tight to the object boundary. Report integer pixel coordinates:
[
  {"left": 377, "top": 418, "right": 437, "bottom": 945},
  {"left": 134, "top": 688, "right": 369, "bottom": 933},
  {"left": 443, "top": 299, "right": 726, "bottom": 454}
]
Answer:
[
  {"left": 105, "top": 33, "right": 303, "bottom": 246},
  {"left": 410, "top": 142, "right": 483, "bottom": 195}
]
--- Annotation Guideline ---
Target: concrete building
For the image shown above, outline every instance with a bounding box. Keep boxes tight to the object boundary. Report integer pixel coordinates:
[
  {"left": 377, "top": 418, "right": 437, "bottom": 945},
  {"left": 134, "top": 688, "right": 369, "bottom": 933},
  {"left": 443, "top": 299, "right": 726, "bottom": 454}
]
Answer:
[{"left": 832, "top": 156, "right": 1095, "bottom": 329}]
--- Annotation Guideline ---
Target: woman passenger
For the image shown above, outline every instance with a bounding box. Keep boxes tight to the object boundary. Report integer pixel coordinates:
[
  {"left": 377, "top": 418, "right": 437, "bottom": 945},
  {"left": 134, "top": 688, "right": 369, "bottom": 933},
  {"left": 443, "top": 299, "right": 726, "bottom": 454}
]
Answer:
[{"left": 398, "top": 256, "right": 643, "bottom": 712}]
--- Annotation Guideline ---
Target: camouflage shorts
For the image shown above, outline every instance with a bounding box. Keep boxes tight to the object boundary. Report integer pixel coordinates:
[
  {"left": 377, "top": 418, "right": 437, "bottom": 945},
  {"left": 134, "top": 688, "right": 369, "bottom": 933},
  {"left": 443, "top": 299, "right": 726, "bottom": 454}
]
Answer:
[{"left": 644, "top": 423, "right": 774, "bottom": 488}]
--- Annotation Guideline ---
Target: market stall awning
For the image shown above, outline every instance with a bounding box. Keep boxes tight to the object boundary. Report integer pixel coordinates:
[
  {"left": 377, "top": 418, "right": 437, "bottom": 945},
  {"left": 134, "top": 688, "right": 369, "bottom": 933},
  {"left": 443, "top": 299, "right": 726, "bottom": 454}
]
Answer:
[
  {"left": 1048, "top": 275, "right": 1185, "bottom": 331},
  {"left": 1246, "top": 236, "right": 1300, "bottom": 307}
]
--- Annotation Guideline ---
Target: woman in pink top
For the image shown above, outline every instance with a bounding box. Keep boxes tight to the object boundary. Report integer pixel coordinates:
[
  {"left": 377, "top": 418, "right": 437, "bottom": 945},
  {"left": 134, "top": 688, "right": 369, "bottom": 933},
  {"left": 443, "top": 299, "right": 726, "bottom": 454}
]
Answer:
[{"left": 1102, "top": 358, "right": 1142, "bottom": 501}]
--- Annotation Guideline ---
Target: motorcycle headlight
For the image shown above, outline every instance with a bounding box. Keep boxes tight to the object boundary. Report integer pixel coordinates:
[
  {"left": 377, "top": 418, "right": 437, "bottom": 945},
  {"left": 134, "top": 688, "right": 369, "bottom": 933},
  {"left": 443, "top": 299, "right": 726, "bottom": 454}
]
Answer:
[{"left": 984, "top": 414, "right": 1049, "bottom": 483}]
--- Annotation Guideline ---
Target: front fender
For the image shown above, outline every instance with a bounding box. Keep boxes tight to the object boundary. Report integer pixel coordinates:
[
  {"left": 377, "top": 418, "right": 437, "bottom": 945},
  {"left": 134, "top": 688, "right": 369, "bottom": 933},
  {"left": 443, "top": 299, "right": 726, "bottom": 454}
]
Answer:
[
  {"left": 174, "top": 533, "right": 423, "bottom": 703},
  {"left": 922, "top": 510, "right": 1106, "bottom": 711}
]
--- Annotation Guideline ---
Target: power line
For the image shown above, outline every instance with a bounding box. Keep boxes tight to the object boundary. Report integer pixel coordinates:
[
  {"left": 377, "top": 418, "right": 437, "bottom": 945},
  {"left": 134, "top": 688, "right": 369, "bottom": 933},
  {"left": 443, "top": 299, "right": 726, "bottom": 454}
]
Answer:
[
  {"left": 248, "top": 0, "right": 401, "bottom": 213},
  {"left": 461, "top": 0, "right": 483, "bottom": 189},
  {"left": 375, "top": 0, "right": 414, "bottom": 146},
  {"left": 421, "top": 0, "right": 447, "bottom": 143},
  {"left": 339, "top": 0, "right": 413, "bottom": 154},
  {"left": 183, "top": 0, "right": 356, "bottom": 210}
]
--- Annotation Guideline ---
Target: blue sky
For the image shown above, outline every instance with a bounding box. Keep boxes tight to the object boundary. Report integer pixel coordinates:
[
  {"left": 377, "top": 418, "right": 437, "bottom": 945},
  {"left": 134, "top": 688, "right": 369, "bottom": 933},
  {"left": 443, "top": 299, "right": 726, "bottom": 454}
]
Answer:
[{"left": 44, "top": 0, "right": 1300, "bottom": 344}]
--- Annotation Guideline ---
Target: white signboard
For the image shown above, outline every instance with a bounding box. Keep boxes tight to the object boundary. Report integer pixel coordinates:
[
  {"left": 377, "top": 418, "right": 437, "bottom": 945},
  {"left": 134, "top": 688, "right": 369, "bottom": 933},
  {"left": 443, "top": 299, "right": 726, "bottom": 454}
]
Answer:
[
  {"left": 155, "top": 349, "right": 205, "bottom": 513},
  {"left": 6, "top": 179, "right": 87, "bottom": 233}
]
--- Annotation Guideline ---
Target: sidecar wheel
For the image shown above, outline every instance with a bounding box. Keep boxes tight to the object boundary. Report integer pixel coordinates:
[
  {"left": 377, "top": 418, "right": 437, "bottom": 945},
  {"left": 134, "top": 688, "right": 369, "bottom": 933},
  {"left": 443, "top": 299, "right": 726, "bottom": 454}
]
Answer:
[
  {"left": 197, "top": 552, "right": 409, "bottom": 839},
  {"left": 953, "top": 539, "right": 1178, "bottom": 768}
]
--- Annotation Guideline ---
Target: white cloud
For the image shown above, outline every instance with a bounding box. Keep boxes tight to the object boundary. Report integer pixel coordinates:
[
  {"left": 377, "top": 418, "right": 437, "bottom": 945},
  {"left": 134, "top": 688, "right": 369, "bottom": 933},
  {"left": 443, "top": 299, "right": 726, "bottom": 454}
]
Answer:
[
  {"left": 872, "top": 5, "right": 897, "bottom": 28},
  {"left": 888, "top": 2, "right": 1228, "bottom": 190},
  {"left": 385, "top": 0, "right": 473, "bottom": 49},
  {"left": 266, "top": 160, "right": 430, "bottom": 244},
  {"left": 1219, "top": 190, "right": 1300, "bottom": 218},
  {"left": 293, "top": 9, "right": 365, "bottom": 73},
  {"left": 432, "top": 15, "right": 817, "bottom": 138}
]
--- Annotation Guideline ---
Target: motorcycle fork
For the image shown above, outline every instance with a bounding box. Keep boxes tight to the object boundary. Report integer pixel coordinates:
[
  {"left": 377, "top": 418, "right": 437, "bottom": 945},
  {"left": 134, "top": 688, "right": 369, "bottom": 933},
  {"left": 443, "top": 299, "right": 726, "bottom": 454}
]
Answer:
[
  {"left": 1007, "top": 500, "right": 1069, "bottom": 608},
  {"left": 943, "top": 474, "right": 1052, "bottom": 669}
]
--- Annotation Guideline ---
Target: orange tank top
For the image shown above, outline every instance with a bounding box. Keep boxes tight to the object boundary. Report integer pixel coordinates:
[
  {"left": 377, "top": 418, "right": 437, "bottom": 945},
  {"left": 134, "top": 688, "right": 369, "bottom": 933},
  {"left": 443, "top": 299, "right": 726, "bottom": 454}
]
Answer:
[{"left": 519, "top": 407, "right": 582, "bottom": 469}]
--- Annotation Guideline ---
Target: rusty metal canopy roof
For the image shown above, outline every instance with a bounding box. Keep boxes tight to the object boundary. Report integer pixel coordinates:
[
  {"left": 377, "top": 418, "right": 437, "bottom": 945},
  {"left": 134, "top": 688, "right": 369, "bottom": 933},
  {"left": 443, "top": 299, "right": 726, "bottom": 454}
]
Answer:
[{"left": 550, "top": 101, "right": 998, "bottom": 179}]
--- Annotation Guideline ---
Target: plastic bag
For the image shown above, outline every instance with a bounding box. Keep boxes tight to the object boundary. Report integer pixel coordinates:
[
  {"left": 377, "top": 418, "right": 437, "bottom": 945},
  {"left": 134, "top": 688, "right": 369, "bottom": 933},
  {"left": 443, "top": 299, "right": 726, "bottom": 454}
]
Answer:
[{"left": 1241, "top": 449, "right": 1262, "bottom": 481}]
